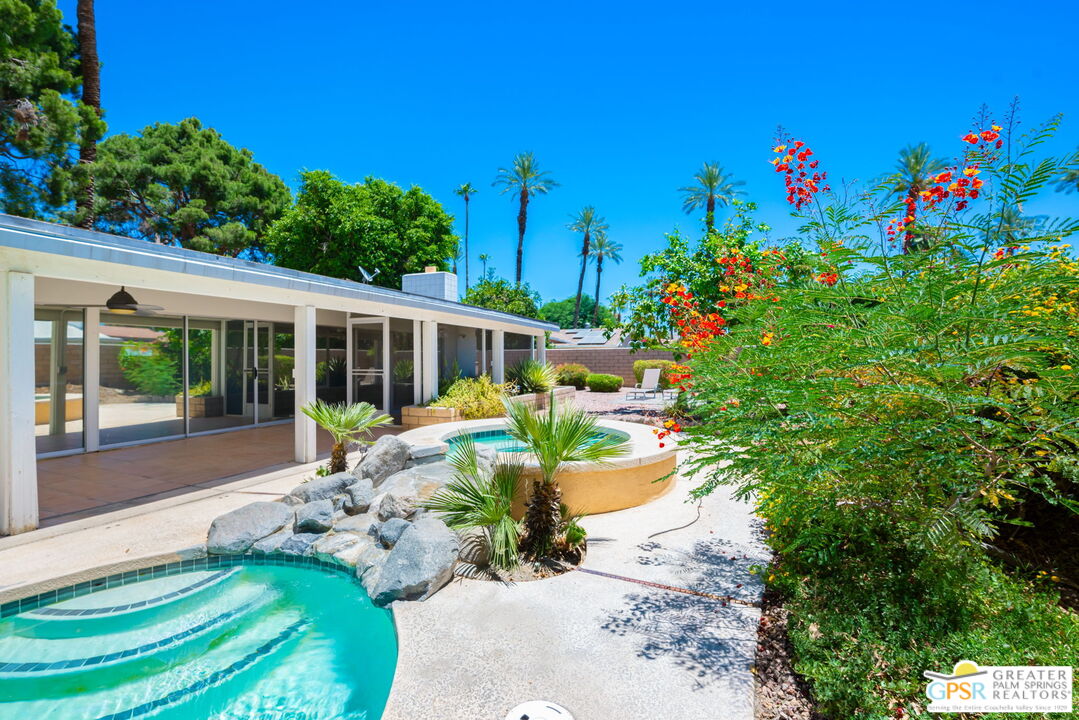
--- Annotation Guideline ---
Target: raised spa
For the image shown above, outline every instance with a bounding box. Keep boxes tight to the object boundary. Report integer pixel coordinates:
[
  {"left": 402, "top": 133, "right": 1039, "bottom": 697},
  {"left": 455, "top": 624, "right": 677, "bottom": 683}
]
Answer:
[{"left": 0, "top": 559, "right": 396, "bottom": 719}]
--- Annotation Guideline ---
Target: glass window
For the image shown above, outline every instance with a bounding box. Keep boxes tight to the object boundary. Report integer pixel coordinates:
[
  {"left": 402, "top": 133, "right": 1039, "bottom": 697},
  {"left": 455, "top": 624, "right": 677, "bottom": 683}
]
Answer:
[{"left": 34, "top": 309, "right": 84, "bottom": 454}]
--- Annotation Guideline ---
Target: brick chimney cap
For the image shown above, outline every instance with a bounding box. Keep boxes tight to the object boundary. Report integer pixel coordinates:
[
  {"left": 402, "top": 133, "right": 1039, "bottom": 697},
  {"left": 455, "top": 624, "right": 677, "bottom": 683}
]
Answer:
[{"left": 424, "top": 266, "right": 436, "bottom": 273}]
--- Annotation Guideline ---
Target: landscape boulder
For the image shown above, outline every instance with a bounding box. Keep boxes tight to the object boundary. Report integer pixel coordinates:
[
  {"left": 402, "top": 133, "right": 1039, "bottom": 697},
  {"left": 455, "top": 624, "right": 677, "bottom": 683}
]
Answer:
[
  {"left": 278, "top": 532, "right": 322, "bottom": 556},
  {"left": 378, "top": 517, "right": 411, "bottom": 548},
  {"left": 343, "top": 479, "right": 376, "bottom": 515},
  {"left": 365, "top": 517, "right": 459, "bottom": 606},
  {"left": 289, "top": 472, "right": 353, "bottom": 503},
  {"left": 354, "top": 436, "right": 410, "bottom": 486},
  {"left": 207, "top": 501, "right": 293, "bottom": 554},
  {"left": 376, "top": 492, "right": 417, "bottom": 522},
  {"left": 250, "top": 526, "right": 293, "bottom": 554},
  {"left": 295, "top": 499, "right": 334, "bottom": 533}
]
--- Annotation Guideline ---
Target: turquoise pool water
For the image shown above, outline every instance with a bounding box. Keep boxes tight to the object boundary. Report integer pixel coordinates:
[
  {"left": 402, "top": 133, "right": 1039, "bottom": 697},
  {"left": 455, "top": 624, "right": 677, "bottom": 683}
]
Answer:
[
  {"left": 448, "top": 427, "right": 630, "bottom": 454},
  {"left": 0, "top": 564, "right": 397, "bottom": 719}
]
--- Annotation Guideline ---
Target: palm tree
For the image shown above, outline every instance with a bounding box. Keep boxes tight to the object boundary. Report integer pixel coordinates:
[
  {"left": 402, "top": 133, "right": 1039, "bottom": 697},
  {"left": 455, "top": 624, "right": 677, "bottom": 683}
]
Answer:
[
  {"left": 454, "top": 182, "right": 477, "bottom": 291},
  {"left": 589, "top": 232, "right": 623, "bottom": 324},
  {"left": 503, "top": 395, "right": 628, "bottom": 559},
  {"left": 300, "top": 400, "right": 392, "bottom": 474},
  {"left": 478, "top": 253, "right": 491, "bottom": 279},
  {"left": 567, "top": 206, "right": 608, "bottom": 327},
  {"left": 679, "top": 162, "right": 744, "bottom": 233},
  {"left": 76, "top": 0, "right": 102, "bottom": 228},
  {"left": 889, "top": 143, "right": 948, "bottom": 254},
  {"left": 493, "top": 152, "right": 558, "bottom": 283}
]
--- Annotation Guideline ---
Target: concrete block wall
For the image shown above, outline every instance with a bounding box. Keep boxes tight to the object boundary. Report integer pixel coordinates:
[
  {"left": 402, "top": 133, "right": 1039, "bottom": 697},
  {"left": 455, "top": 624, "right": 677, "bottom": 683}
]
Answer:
[{"left": 504, "top": 348, "right": 678, "bottom": 385}]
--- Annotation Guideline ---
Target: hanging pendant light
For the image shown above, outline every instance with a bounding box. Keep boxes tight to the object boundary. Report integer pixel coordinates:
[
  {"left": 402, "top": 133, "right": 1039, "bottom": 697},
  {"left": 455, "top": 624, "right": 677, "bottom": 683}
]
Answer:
[{"left": 105, "top": 286, "right": 139, "bottom": 314}]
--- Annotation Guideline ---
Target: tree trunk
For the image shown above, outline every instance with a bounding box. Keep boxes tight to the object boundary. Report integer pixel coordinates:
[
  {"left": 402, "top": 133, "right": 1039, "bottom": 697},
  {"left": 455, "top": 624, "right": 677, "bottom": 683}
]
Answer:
[
  {"left": 76, "top": 0, "right": 101, "bottom": 229},
  {"left": 329, "top": 441, "right": 348, "bottom": 474},
  {"left": 902, "top": 186, "right": 919, "bottom": 254},
  {"left": 705, "top": 193, "right": 715, "bottom": 233},
  {"left": 520, "top": 478, "right": 562, "bottom": 560},
  {"left": 515, "top": 188, "right": 528, "bottom": 283},
  {"left": 572, "top": 230, "right": 590, "bottom": 326},
  {"left": 593, "top": 255, "right": 604, "bottom": 324},
  {"left": 464, "top": 195, "right": 470, "bottom": 291}
]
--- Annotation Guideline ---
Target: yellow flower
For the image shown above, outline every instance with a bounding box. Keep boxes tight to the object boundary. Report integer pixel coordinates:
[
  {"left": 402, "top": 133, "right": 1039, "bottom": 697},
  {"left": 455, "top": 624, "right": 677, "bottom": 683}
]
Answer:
[{"left": 1060, "top": 365, "right": 1072, "bottom": 371}]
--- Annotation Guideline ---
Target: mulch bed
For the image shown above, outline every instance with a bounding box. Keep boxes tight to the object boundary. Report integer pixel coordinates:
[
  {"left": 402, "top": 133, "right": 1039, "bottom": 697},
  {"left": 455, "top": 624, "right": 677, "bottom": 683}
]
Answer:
[{"left": 755, "top": 587, "right": 826, "bottom": 720}]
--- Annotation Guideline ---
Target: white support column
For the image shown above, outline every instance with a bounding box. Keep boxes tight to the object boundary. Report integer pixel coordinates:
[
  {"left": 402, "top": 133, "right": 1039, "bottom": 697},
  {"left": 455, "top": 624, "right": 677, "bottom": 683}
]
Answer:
[
  {"left": 492, "top": 329, "right": 505, "bottom": 384},
  {"left": 293, "top": 305, "right": 317, "bottom": 464},
  {"left": 412, "top": 320, "right": 422, "bottom": 405},
  {"left": 537, "top": 334, "right": 547, "bottom": 365},
  {"left": 0, "top": 271, "right": 39, "bottom": 534},
  {"left": 83, "top": 307, "right": 100, "bottom": 452},
  {"left": 421, "top": 321, "right": 438, "bottom": 402},
  {"left": 480, "top": 329, "right": 487, "bottom": 376}
]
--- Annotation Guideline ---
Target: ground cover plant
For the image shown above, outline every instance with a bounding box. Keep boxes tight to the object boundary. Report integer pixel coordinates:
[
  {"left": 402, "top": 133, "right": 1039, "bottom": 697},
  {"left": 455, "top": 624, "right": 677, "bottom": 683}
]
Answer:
[{"left": 634, "top": 106, "right": 1079, "bottom": 718}]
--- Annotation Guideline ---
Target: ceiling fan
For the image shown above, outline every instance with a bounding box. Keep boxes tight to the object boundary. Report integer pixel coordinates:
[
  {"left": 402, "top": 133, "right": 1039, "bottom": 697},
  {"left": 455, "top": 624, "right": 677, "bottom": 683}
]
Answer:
[{"left": 83, "top": 286, "right": 164, "bottom": 316}]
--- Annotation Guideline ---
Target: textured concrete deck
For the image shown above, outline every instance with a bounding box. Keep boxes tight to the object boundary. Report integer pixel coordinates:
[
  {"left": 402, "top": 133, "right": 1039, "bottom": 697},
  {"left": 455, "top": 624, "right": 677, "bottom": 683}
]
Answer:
[{"left": 383, "top": 454, "right": 768, "bottom": 720}]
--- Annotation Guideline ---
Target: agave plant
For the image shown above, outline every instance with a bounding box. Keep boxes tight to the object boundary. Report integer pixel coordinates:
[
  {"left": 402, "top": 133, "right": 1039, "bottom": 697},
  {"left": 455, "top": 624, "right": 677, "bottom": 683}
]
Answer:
[
  {"left": 300, "top": 399, "right": 392, "bottom": 474},
  {"left": 422, "top": 435, "right": 523, "bottom": 570},
  {"left": 503, "top": 395, "right": 629, "bottom": 559},
  {"left": 507, "top": 358, "right": 557, "bottom": 394}
]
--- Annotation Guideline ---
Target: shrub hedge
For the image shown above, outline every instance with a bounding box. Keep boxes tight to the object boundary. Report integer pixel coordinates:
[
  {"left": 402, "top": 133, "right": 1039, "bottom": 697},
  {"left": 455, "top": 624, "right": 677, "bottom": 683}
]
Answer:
[
  {"left": 431, "top": 376, "right": 513, "bottom": 419},
  {"left": 586, "top": 373, "right": 623, "bottom": 392},
  {"left": 555, "top": 363, "right": 591, "bottom": 389}
]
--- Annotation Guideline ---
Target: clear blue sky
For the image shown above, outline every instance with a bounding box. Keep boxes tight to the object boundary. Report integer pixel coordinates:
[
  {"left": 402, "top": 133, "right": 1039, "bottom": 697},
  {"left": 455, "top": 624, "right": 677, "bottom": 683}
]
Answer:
[{"left": 58, "top": 0, "right": 1079, "bottom": 305}]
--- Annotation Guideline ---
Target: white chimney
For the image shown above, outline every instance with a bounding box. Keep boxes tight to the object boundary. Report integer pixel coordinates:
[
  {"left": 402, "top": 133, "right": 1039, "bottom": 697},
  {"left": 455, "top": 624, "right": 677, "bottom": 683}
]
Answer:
[{"left": 402, "top": 267, "right": 458, "bottom": 301}]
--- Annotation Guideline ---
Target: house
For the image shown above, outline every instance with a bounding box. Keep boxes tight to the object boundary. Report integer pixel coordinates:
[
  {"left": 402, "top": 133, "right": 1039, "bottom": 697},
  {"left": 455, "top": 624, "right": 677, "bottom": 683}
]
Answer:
[{"left": 0, "top": 214, "right": 555, "bottom": 534}]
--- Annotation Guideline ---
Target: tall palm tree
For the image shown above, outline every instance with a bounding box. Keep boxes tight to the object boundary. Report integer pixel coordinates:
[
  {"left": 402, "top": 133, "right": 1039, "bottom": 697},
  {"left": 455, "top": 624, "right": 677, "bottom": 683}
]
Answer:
[
  {"left": 300, "top": 400, "right": 392, "bottom": 474},
  {"left": 454, "top": 182, "right": 477, "bottom": 291},
  {"left": 589, "top": 232, "right": 623, "bottom": 324},
  {"left": 478, "top": 253, "right": 491, "bottom": 279},
  {"left": 503, "top": 395, "right": 628, "bottom": 559},
  {"left": 76, "top": 0, "right": 102, "bottom": 228},
  {"left": 567, "top": 206, "right": 608, "bottom": 327},
  {"left": 679, "top": 162, "right": 744, "bottom": 233},
  {"left": 493, "top": 152, "right": 558, "bottom": 283},
  {"left": 890, "top": 143, "right": 948, "bottom": 254}
]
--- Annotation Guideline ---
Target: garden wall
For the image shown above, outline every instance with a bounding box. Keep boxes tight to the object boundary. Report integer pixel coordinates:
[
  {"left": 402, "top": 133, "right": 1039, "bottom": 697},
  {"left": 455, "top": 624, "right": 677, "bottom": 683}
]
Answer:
[{"left": 504, "top": 348, "right": 678, "bottom": 385}]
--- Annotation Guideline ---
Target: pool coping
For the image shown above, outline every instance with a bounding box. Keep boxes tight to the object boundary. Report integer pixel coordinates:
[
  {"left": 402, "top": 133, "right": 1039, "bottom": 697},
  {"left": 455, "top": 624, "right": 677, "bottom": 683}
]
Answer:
[{"left": 396, "top": 417, "right": 675, "bottom": 471}]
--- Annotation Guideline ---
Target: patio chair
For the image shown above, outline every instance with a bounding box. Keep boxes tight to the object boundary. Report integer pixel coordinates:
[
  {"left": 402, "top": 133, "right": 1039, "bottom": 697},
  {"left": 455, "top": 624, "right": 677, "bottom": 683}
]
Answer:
[{"left": 627, "top": 368, "right": 663, "bottom": 400}]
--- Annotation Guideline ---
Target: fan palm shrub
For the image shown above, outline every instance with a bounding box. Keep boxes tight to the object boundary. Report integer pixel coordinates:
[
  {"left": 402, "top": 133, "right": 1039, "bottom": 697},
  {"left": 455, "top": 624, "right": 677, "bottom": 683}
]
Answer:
[
  {"left": 300, "top": 399, "right": 392, "bottom": 474},
  {"left": 422, "top": 436, "right": 523, "bottom": 570},
  {"left": 507, "top": 358, "right": 557, "bottom": 394},
  {"left": 503, "top": 395, "right": 629, "bottom": 559}
]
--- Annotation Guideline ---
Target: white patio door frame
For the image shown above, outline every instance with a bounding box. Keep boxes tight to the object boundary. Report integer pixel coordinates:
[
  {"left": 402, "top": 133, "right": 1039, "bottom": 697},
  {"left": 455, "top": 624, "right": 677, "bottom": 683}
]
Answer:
[
  {"left": 346, "top": 316, "right": 390, "bottom": 413},
  {"left": 242, "top": 320, "right": 274, "bottom": 422}
]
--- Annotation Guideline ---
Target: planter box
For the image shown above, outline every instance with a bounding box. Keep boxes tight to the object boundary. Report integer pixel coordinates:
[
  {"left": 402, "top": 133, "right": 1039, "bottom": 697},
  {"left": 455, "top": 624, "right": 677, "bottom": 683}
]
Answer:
[
  {"left": 509, "top": 385, "right": 576, "bottom": 410},
  {"left": 176, "top": 395, "right": 224, "bottom": 418},
  {"left": 400, "top": 386, "right": 577, "bottom": 430}
]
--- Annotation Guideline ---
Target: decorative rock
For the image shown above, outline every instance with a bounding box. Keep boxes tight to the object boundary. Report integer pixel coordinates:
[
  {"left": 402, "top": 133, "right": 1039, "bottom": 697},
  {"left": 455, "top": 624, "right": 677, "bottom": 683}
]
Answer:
[
  {"left": 379, "top": 462, "right": 456, "bottom": 503},
  {"left": 328, "top": 532, "right": 379, "bottom": 567},
  {"left": 289, "top": 472, "right": 353, "bottom": 503},
  {"left": 343, "top": 479, "right": 375, "bottom": 515},
  {"left": 207, "top": 502, "right": 293, "bottom": 554},
  {"left": 354, "top": 538, "right": 389, "bottom": 579},
  {"left": 335, "top": 512, "right": 379, "bottom": 537},
  {"left": 278, "top": 494, "right": 304, "bottom": 507},
  {"left": 250, "top": 526, "right": 293, "bottom": 554},
  {"left": 354, "top": 436, "right": 410, "bottom": 486},
  {"left": 366, "top": 517, "right": 460, "bottom": 606},
  {"left": 376, "top": 492, "right": 417, "bottom": 521},
  {"left": 476, "top": 445, "right": 497, "bottom": 477},
  {"left": 409, "top": 443, "right": 445, "bottom": 459},
  {"left": 310, "top": 532, "right": 363, "bottom": 564},
  {"left": 378, "top": 517, "right": 411, "bottom": 548},
  {"left": 295, "top": 499, "right": 334, "bottom": 533},
  {"left": 278, "top": 532, "right": 322, "bottom": 556}
]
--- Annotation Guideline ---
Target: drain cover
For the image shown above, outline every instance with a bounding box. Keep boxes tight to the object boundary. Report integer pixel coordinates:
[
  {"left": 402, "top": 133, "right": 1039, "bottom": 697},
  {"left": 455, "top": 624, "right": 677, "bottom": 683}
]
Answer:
[{"left": 504, "top": 700, "right": 574, "bottom": 720}]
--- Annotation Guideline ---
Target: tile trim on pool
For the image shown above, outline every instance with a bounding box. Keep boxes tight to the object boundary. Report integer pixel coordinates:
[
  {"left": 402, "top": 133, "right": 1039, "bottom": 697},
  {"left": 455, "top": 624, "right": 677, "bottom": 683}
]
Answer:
[
  {"left": 0, "top": 553, "right": 358, "bottom": 618},
  {"left": 26, "top": 568, "right": 235, "bottom": 617}
]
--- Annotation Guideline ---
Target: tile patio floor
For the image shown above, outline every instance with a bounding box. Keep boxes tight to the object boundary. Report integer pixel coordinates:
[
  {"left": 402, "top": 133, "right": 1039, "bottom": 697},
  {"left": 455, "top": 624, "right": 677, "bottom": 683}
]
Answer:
[{"left": 36, "top": 423, "right": 401, "bottom": 527}]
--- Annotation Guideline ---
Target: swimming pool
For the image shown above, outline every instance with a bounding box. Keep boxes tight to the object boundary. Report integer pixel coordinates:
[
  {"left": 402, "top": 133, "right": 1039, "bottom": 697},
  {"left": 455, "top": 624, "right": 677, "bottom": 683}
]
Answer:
[
  {"left": 0, "top": 561, "right": 397, "bottom": 719},
  {"left": 447, "top": 427, "right": 630, "bottom": 454}
]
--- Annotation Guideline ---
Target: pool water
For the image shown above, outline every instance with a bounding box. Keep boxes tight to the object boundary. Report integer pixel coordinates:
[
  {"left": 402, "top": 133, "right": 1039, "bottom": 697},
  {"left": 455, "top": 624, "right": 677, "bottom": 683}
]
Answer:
[
  {"left": 448, "top": 427, "right": 629, "bottom": 454},
  {"left": 0, "top": 564, "right": 396, "bottom": 719}
]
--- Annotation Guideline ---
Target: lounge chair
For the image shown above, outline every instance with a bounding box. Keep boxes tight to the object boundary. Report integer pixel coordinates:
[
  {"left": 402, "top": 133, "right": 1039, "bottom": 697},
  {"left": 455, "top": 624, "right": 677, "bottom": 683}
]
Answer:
[{"left": 627, "top": 368, "right": 663, "bottom": 400}]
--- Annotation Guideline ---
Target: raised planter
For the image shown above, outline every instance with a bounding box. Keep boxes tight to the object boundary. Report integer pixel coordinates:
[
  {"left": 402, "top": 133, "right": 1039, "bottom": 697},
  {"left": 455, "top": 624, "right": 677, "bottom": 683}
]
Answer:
[
  {"left": 176, "top": 395, "right": 224, "bottom": 418},
  {"left": 401, "top": 386, "right": 577, "bottom": 431}
]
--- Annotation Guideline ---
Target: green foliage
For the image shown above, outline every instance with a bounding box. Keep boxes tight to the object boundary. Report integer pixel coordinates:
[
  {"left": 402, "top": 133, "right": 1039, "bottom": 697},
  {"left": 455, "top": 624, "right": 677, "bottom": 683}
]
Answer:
[
  {"left": 432, "top": 376, "right": 513, "bottom": 419},
  {"left": 300, "top": 399, "right": 392, "bottom": 473},
  {"left": 0, "top": 0, "right": 105, "bottom": 217},
  {"left": 268, "top": 170, "right": 456, "bottom": 287},
  {"left": 462, "top": 277, "right": 541, "bottom": 318},
  {"left": 555, "top": 363, "right": 590, "bottom": 390},
  {"left": 393, "top": 359, "right": 414, "bottom": 382},
  {"left": 438, "top": 359, "right": 463, "bottom": 397},
  {"left": 507, "top": 358, "right": 557, "bottom": 394},
  {"left": 586, "top": 373, "right": 623, "bottom": 392},
  {"left": 632, "top": 359, "right": 677, "bottom": 389},
  {"left": 93, "top": 118, "right": 289, "bottom": 257},
  {"left": 187, "top": 379, "right": 212, "bottom": 397},
  {"left": 422, "top": 435, "right": 522, "bottom": 570},
  {"left": 539, "top": 295, "right": 613, "bottom": 328},
  {"left": 117, "top": 341, "right": 180, "bottom": 396}
]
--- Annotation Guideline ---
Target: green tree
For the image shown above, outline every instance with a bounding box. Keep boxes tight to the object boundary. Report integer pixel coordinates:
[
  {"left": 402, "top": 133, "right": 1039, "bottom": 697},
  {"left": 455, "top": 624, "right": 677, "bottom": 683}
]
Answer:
[
  {"left": 454, "top": 182, "right": 477, "bottom": 291},
  {"left": 300, "top": 399, "right": 391, "bottom": 474},
  {"left": 888, "top": 143, "right": 948, "bottom": 253},
  {"left": 539, "top": 295, "right": 613, "bottom": 328},
  {"left": 92, "top": 118, "right": 289, "bottom": 257},
  {"left": 679, "top": 162, "right": 744, "bottom": 233},
  {"left": 493, "top": 151, "right": 558, "bottom": 283},
  {"left": 589, "top": 231, "right": 623, "bottom": 325},
  {"left": 74, "top": 0, "right": 101, "bottom": 227},
  {"left": 0, "top": 0, "right": 104, "bottom": 218},
  {"left": 478, "top": 252, "right": 491, "bottom": 278},
  {"left": 462, "top": 277, "right": 541, "bottom": 318},
  {"left": 567, "top": 206, "right": 607, "bottom": 326},
  {"left": 268, "top": 170, "right": 457, "bottom": 288}
]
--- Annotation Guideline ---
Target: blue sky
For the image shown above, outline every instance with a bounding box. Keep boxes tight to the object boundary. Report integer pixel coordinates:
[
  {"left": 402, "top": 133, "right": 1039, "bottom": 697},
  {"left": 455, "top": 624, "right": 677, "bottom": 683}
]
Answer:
[{"left": 59, "top": 0, "right": 1079, "bottom": 305}]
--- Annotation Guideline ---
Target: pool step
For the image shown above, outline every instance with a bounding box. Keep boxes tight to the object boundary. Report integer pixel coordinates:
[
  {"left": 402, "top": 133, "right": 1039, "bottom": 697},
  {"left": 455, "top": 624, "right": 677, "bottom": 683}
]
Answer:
[{"left": 11, "top": 568, "right": 240, "bottom": 638}]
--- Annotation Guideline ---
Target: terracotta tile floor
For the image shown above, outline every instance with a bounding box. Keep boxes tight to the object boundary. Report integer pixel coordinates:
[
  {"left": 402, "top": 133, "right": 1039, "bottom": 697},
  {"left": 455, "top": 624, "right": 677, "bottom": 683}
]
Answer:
[{"left": 36, "top": 423, "right": 401, "bottom": 527}]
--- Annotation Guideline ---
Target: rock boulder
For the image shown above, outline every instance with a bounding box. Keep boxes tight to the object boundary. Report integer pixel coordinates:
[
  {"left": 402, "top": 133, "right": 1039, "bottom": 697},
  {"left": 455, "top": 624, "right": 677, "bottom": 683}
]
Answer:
[
  {"left": 295, "top": 499, "right": 334, "bottom": 533},
  {"left": 289, "top": 472, "right": 353, "bottom": 503},
  {"left": 366, "top": 517, "right": 459, "bottom": 606},
  {"left": 354, "top": 436, "right": 410, "bottom": 486},
  {"left": 343, "top": 479, "right": 376, "bottom": 515},
  {"left": 207, "top": 502, "right": 293, "bottom": 554}
]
